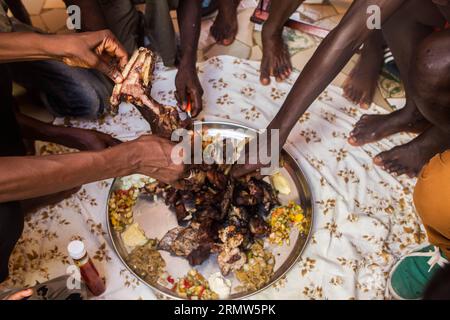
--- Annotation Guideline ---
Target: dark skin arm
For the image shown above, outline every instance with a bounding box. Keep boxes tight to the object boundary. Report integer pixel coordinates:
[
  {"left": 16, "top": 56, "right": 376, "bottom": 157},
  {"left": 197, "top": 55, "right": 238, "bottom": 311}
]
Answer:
[
  {"left": 63, "top": 0, "right": 108, "bottom": 31},
  {"left": 0, "top": 30, "right": 128, "bottom": 82},
  {"left": 0, "top": 135, "right": 185, "bottom": 203},
  {"left": 16, "top": 112, "right": 121, "bottom": 151},
  {"left": 175, "top": 0, "right": 203, "bottom": 117},
  {"left": 232, "top": 0, "right": 407, "bottom": 177}
]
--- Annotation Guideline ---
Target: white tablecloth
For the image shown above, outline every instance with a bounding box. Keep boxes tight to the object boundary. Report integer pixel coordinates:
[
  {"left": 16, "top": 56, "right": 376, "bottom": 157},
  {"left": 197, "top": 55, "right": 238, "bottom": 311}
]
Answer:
[{"left": 1, "top": 56, "right": 426, "bottom": 300}]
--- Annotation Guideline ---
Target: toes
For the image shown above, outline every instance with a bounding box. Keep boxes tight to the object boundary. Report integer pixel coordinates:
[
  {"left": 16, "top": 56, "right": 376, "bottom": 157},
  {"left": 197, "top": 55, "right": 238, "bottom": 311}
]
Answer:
[
  {"left": 260, "top": 77, "right": 270, "bottom": 85},
  {"left": 347, "top": 135, "right": 360, "bottom": 146},
  {"left": 221, "top": 37, "right": 234, "bottom": 46},
  {"left": 360, "top": 93, "right": 371, "bottom": 109},
  {"left": 260, "top": 63, "right": 271, "bottom": 86},
  {"left": 373, "top": 154, "right": 385, "bottom": 166}
]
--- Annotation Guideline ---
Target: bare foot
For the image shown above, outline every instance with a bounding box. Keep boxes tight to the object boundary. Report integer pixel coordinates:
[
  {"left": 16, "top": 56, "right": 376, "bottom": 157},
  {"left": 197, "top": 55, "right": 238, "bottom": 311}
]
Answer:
[
  {"left": 21, "top": 187, "right": 81, "bottom": 214},
  {"left": 374, "top": 126, "right": 450, "bottom": 177},
  {"left": 348, "top": 105, "right": 430, "bottom": 146},
  {"left": 210, "top": 0, "right": 240, "bottom": 46},
  {"left": 343, "top": 35, "right": 384, "bottom": 109},
  {"left": 260, "top": 30, "right": 292, "bottom": 85}
]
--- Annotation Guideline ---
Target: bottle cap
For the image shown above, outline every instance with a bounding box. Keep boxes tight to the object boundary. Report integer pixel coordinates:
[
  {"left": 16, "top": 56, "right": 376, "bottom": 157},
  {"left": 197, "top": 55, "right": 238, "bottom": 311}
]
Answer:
[{"left": 68, "top": 240, "right": 87, "bottom": 260}]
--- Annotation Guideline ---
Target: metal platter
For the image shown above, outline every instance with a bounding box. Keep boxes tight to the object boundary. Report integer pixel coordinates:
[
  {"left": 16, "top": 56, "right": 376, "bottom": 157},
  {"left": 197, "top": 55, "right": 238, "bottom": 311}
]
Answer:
[{"left": 107, "top": 121, "right": 314, "bottom": 300}]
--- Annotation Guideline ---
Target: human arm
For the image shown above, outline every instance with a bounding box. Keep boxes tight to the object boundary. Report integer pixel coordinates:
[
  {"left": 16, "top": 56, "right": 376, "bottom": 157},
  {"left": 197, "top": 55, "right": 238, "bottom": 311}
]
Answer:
[
  {"left": 16, "top": 112, "right": 121, "bottom": 151},
  {"left": 0, "top": 135, "right": 185, "bottom": 203},
  {"left": 175, "top": 0, "right": 203, "bottom": 117},
  {"left": 0, "top": 30, "right": 128, "bottom": 82},
  {"left": 232, "top": 0, "right": 406, "bottom": 177}
]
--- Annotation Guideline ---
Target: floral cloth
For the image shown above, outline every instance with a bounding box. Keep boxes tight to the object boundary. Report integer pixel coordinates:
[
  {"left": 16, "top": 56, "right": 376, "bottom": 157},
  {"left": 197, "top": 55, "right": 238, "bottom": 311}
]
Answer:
[{"left": 0, "top": 56, "right": 426, "bottom": 300}]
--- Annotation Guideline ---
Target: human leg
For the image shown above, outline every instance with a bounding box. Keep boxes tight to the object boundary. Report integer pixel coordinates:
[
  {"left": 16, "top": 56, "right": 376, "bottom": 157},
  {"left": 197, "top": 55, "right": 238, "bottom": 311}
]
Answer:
[
  {"left": 210, "top": 0, "right": 241, "bottom": 46},
  {"left": 348, "top": 0, "right": 444, "bottom": 147},
  {"left": 259, "top": 0, "right": 302, "bottom": 85},
  {"left": 9, "top": 60, "right": 113, "bottom": 118}
]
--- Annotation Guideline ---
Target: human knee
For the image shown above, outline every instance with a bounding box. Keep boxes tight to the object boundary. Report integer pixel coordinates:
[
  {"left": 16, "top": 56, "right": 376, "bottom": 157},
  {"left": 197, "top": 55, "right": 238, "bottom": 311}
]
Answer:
[
  {"left": 413, "top": 33, "right": 450, "bottom": 92},
  {"left": 44, "top": 86, "right": 104, "bottom": 118}
]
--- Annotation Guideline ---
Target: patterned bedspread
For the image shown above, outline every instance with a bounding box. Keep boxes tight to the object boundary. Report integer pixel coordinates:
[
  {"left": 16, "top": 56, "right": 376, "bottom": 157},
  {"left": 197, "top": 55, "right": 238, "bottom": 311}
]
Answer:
[{"left": 0, "top": 56, "right": 427, "bottom": 300}]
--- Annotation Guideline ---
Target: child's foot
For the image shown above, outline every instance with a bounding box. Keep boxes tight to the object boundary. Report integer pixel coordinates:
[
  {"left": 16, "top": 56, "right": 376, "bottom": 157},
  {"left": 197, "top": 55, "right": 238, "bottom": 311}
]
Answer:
[{"left": 389, "top": 244, "right": 448, "bottom": 300}]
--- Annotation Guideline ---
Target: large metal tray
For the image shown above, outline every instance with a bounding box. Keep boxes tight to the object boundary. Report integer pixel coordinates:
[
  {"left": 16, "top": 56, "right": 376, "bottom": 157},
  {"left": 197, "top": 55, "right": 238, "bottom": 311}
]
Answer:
[{"left": 107, "top": 121, "right": 314, "bottom": 300}]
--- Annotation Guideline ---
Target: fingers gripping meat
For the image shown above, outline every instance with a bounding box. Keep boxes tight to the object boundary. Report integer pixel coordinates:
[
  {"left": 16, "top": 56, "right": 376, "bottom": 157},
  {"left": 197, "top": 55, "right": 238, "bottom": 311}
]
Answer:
[{"left": 110, "top": 48, "right": 192, "bottom": 139}]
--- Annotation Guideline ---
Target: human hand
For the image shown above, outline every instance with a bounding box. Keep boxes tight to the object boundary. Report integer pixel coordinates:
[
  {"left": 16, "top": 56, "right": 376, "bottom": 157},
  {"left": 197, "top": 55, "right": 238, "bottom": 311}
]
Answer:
[
  {"left": 58, "top": 30, "right": 128, "bottom": 83},
  {"left": 4, "top": 289, "right": 33, "bottom": 300},
  {"left": 131, "top": 135, "right": 187, "bottom": 185},
  {"left": 175, "top": 65, "right": 203, "bottom": 117},
  {"left": 231, "top": 131, "right": 283, "bottom": 178}
]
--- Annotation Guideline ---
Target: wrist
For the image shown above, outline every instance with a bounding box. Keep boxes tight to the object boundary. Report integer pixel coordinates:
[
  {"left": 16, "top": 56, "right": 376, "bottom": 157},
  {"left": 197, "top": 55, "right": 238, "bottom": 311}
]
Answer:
[
  {"left": 40, "top": 34, "right": 66, "bottom": 60},
  {"left": 179, "top": 54, "right": 197, "bottom": 70},
  {"left": 100, "top": 142, "right": 142, "bottom": 177}
]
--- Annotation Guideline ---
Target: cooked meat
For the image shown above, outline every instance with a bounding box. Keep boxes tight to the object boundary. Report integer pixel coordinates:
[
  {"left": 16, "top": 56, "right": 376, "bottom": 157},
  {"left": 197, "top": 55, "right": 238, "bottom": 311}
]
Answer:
[
  {"left": 218, "top": 247, "right": 246, "bottom": 276},
  {"left": 171, "top": 226, "right": 201, "bottom": 256},
  {"left": 110, "top": 48, "right": 191, "bottom": 139},
  {"left": 219, "top": 225, "right": 244, "bottom": 248},
  {"left": 220, "top": 183, "right": 234, "bottom": 220},
  {"left": 146, "top": 157, "right": 281, "bottom": 268},
  {"left": 187, "top": 243, "right": 213, "bottom": 266},
  {"left": 249, "top": 215, "right": 270, "bottom": 237},
  {"left": 206, "top": 170, "right": 228, "bottom": 190},
  {"left": 175, "top": 202, "right": 189, "bottom": 222},
  {"left": 227, "top": 206, "right": 249, "bottom": 229},
  {"left": 157, "top": 227, "right": 182, "bottom": 251}
]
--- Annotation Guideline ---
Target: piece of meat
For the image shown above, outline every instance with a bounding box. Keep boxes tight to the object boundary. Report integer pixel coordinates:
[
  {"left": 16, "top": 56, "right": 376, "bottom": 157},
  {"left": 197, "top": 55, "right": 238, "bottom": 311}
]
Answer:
[
  {"left": 157, "top": 227, "right": 183, "bottom": 251},
  {"left": 249, "top": 215, "right": 270, "bottom": 237},
  {"left": 109, "top": 48, "right": 192, "bottom": 139},
  {"left": 187, "top": 243, "right": 213, "bottom": 266},
  {"left": 206, "top": 170, "right": 228, "bottom": 190},
  {"left": 219, "top": 225, "right": 244, "bottom": 249},
  {"left": 218, "top": 247, "right": 246, "bottom": 276},
  {"left": 227, "top": 206, "right": 249, "bottom": 229},
  {"left": 219, "top": 183, "right": 234, "bottom": 220},
  {"left": 170, "top": 227, "right": 201, "bottom": 256}
]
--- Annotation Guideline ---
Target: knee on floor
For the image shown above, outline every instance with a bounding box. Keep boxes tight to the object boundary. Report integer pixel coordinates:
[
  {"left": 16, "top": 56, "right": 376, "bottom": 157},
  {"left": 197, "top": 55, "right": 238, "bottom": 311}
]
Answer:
[{"left": 413, "top": 33, "right": 450, "bottom": 91}]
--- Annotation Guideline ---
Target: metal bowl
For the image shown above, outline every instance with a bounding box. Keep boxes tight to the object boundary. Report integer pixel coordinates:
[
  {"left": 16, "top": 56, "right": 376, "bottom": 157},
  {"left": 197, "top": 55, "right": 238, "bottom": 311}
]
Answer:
[{"left": 107, "top": 121, "right": 314, "bottom": 299}]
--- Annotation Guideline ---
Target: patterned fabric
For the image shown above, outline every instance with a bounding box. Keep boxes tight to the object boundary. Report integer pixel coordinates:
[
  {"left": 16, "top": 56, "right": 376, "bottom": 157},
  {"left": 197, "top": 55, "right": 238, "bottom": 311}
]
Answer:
[{"left": 0, "top": 56, "right": 426, "bottom": 300}]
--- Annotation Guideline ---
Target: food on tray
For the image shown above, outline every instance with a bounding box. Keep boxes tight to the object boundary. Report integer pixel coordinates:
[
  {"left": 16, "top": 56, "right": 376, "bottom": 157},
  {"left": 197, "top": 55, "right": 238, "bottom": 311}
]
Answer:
[
  {"left": 268, "top": 201, "right": 306, "bottom": 246},
  {"left": 172, "top": 269, "right": 219, "bottom": 300},
  {"left": 109, "top": 188, "right": 139, "bottom": 232},
  {"left": 126, "top": 240, "right": 165, "bottom": 285},
  {"left": 118, "top": 174, "right": 155, "bottom": 191},
  {"left": 270, "top": 172, "right": 291, "bottom": 195},
  {"left": 145, "top": 163, "right": 279, "bottom": 274},
  {"left": 218, "top": 225, "right": 247, "bottom": 276},
  {"left": 107, "top": 130, "right": 311, "bottom": 298},
  {"left": 157, "top": 221, "right": 218, "bottom": 266},
  {"left": 208, "top": 272, "right": 232, "bottom": 299},
  {"left": 121, "top": 223, "right": 148, "bottom": 247},
  {"left": 235, "top": 241, "right": 275, "bottom": 292},
  {"left": 109, "top": 48, "right": 191, "bottom": 139}
]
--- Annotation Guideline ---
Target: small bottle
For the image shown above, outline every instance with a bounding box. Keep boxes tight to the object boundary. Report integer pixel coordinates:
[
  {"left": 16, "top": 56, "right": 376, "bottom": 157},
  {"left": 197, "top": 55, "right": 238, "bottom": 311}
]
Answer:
[{"left": 67, "top": 240, "right": 106, "bottom": 296}]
